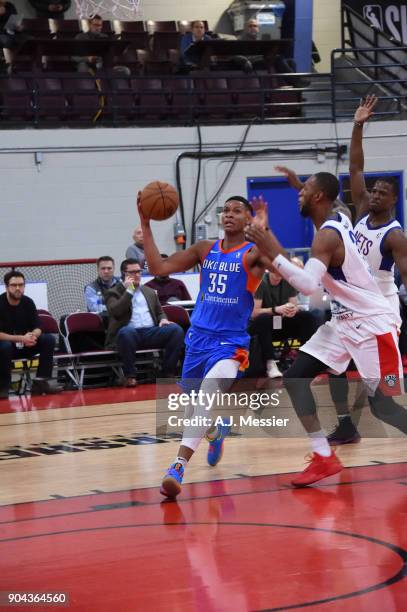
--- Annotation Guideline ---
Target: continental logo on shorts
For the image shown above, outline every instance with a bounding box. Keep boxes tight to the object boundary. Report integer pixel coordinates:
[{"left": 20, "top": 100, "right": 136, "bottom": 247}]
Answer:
[{"left": 384, "top": 374, "right": 397, "bottom": 388}]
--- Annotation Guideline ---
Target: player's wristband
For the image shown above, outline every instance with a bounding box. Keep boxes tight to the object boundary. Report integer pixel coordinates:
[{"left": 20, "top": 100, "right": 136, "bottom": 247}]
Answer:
[{"left": 354, "top": 121, "right": 363, "bottom": 128}]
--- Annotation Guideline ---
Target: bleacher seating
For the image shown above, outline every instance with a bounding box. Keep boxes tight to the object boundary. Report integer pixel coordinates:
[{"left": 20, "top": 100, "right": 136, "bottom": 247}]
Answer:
[
  {"left": 118, "top": 21, "right": 149, "bottom": 50},
  {"left": 0, "top": 71, "right": 302, "bottom": 124},
  {"left": 0, "top": 13, "right": 302, "bottom": 125},
  {"left": 0, "top": 76, "right": 33, "bottom": 119},
  {"left": 34, "top": 76, "right": 68, "bottom": 119},
  {"left": 21, "top": 18, "right": 53, "bottom": 38},
  {"left": 52, "top": 19, "right": 81, "bottom": 39}
]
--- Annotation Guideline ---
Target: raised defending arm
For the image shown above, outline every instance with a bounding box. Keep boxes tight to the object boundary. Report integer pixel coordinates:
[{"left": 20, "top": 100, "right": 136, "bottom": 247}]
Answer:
[{"left": 350, "top": 95, "right": 377, "bottom": 219}]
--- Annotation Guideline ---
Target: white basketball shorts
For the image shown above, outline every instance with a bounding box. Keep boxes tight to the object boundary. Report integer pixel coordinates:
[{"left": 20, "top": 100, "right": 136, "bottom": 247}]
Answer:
[{"left": 300, "top": 313, "right": 403, "bottom": 395}]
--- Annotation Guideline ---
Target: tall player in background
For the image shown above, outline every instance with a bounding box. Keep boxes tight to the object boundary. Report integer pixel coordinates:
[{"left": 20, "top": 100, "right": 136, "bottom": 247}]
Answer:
[
  {"left": 328, "top": 95, "right": 407, "bottom": 443},
  {"left": 139, "top": 195, "right": 267, "bottom": 498},
  {"left": 246, "top": 172, "right": 407, "bottom": 487}
]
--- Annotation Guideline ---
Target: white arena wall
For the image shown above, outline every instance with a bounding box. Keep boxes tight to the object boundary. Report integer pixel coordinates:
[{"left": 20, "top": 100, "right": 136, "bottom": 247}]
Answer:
[{"left": 0, "top": 121, "right": 406, "bottom": 268}]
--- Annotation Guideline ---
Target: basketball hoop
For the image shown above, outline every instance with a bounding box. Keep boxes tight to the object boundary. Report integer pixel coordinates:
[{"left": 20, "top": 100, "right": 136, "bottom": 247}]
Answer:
[{"left": 74, "top": 0, "right": 141, "bottom": 20}]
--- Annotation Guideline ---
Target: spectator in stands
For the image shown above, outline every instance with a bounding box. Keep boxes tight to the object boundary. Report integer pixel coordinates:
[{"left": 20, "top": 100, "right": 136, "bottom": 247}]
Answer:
[
  {"left": 125, "top": 226, "right": 147, "bottom": 271},
  {"left": 73, "top": 14, "right": 130, "bottom": 75},
  {"left": 237, "top": 17, "right": 297, "bottom": 79},
  {"left": 145, "top": 254, "right": 192, "bottom": 305},
  {"left": 180, "top": 20, "right": 212, "bottom": 72},
  {"left": 248, "top": 266, "right": 319, "bottom": 377},
  {"left": 105, "top": 258, "right": 184, "bottom": 386},
  {"left": 28, "top": 0, "right": 70, "bottom": 20},
  {"left": 84, "top": 256, "right": 121, "bottom": 319},
  {"left": 0, "top": 1, "right": 26, "bottom": 70},
  {"left": 0, "top": 270, "right": 62, "bottom": 397}
]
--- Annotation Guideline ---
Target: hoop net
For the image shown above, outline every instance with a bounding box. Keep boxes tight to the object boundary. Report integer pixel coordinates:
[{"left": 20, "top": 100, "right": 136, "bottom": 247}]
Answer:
[
  {"left": 0, "top": 259, "right": 97, "bottom": 322},
  {"left": 74, "top": 0, "right": 141, "bottom": 20}
]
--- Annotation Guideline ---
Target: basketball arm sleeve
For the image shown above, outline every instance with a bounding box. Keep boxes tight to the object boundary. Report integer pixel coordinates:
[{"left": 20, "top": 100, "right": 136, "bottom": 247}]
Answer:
[{"left": 272, "top": 255, "right": 327, "bottom": 295}]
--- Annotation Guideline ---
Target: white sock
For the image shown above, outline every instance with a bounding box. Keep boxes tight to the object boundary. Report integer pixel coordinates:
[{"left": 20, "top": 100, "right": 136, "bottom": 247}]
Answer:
[
  {"left": 175, "top": 456, "right": 188, "bottom": 468},
  {"left": 309, "top": 430, "right": 331, "bottom": 457}
]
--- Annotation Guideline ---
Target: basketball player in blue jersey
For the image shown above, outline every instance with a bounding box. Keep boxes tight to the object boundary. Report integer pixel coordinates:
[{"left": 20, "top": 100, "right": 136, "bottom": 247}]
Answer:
[
  {"left": 246, "top": 172, "right": 407, "bottom": 487},
  {"left": 139, "top": 196, "right": 267, "bottom": 498},
  {"left": 328, "top": 95, "right": 407, "bottom": 443}
]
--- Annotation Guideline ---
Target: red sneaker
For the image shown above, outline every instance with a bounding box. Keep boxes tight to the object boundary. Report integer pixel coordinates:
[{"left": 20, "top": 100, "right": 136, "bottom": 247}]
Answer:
[{"left": 292, "top": 451, "right": 343, "bottom": 487}]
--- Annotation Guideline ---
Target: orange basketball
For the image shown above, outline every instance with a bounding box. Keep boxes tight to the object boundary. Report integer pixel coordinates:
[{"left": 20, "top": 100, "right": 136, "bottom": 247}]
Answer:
[{"left": 139, "top": 181, "right": 179, "bottom": 221}]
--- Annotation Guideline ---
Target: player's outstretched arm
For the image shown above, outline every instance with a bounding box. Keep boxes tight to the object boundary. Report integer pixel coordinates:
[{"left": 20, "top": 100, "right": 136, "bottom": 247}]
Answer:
[
  {"left": 245, "top": 225, "right": 339, "bottom": 295},
  {"left": 137, "top": 196, "right": 212, "bottom": 274},
  {"left": 274, "top": 166, "right": 304, "bottom": 191},
  {"left": 350, "top": 94, "right": 377, "bottom": 219}
]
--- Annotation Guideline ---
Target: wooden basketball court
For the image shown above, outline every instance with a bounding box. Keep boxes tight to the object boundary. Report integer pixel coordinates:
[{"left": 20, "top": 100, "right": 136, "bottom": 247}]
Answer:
[{"left": 0, "top": 384, "right": 406, "bottom": 611}]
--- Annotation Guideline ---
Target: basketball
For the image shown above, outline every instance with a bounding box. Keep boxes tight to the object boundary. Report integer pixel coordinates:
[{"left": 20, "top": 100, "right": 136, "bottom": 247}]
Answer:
[{"left": 139, "top": 181, "right": 179, "bottom": 221}]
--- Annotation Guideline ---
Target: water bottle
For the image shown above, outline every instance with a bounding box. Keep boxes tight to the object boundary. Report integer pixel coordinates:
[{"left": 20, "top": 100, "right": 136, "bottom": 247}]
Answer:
[
  {"left": 15, "top": 331, "right": 23, "bottom": 349},
  {"left": 96, "top": 292, "right": 104, "bottom": 313}
]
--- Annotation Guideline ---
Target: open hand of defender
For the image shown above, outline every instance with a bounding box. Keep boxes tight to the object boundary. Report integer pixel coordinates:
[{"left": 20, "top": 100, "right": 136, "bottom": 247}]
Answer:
[
  {"left": 249, "top": 195, "right": 268, "bottom": 230},
  {"left": 355, "top": 94, "right": 377, "bottom": 124},
  {"left": 245, "top": 222, "right": 272, "bottom": 252}
]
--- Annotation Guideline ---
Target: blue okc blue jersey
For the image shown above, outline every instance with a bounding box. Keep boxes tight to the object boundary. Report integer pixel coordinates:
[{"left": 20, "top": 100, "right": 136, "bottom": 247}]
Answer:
[{"left": 190, "top": 240, "right": 260, "bottom": 340}]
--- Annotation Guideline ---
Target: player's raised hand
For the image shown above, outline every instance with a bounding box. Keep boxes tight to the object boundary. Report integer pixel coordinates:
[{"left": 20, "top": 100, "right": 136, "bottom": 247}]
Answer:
[
  {"left": 250, "top": 195, "right": 268, "bottom": 229},
  {"left": 354, "top": 94, "right": 377, "bottom": 124},
  {"left": 274, "top": 166, "right": 304, "bottom": 191},
  {"left": 245, "top": 223, "right": 270, "bottom": 251}
]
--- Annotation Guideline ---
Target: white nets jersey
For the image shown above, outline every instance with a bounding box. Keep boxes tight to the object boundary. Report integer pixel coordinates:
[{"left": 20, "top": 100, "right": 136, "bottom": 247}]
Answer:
[
  {"left": 353, "top": 214, "right": 401, "bottom": 314},
  {"left": 320, "top": 213, "right": 398, "bottom": 323}
]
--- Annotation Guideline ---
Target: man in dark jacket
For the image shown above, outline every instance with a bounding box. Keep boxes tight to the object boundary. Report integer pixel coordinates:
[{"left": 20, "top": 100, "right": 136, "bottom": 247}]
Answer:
[
  {"left": 84, "top": 255, "right": 120, "bottom": 318},
  {"left": 180, "top": 20, "right": 212, "bottom": 72},
  {"left": 0, "top": 0, "right": 26, "bottom": 67},
  {"left": 0, "top": 270, "right": 62, "bottom": 397},
  {"left": 105, "top": 258, "right": 184, "bottom": 386}
]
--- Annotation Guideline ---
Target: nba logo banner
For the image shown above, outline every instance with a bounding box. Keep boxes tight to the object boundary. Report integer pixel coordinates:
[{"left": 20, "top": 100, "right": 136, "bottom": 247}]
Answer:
[
  {"left": 363, "top": 5, "right": 384, "bottom": 29},
  {"left": 343, "top": 1, "right": 407, "bottom": 43}
]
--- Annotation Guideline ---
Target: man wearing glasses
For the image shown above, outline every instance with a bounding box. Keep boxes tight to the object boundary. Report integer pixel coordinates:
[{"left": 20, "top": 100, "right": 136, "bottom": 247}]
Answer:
[
  {"left": 0, "top": 270, "right": 61, "bottom": 397},
  {"left": 105, "top": 258, "right": 184, "bottom": 387}
]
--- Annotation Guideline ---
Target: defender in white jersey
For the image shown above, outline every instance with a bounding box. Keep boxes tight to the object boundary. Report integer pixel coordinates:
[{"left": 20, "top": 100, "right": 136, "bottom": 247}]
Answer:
[
  {"left": 327, "top": 95, "right": 407, "bottom": 444},
  {"left": 246, "top": 171, "right": 407, "bottom": 487},
  {"left": 349, "top": 95, "right": 407, "bottom": 313},
  {"left": 353, "top": 213, "right": 402, "bottom": 316}
]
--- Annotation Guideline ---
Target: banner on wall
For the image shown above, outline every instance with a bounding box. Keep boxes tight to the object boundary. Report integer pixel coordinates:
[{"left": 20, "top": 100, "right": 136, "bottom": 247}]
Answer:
[{"left": 343, "top": 1, "right": 407, "bottom": 43}]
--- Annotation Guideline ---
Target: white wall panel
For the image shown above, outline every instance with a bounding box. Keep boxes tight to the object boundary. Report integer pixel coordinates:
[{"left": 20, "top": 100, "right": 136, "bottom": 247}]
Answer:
[{"left": 1, "top": 121, "right": 406, "bottom": 272}]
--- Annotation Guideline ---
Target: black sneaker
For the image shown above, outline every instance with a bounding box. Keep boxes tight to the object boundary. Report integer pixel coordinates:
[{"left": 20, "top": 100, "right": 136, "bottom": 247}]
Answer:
[
  {"left": 327, "top": 421, "right": 361, "bottom": 445},
  {"left": 31, "top": 380, "right": 63, "bottom": 395}
]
